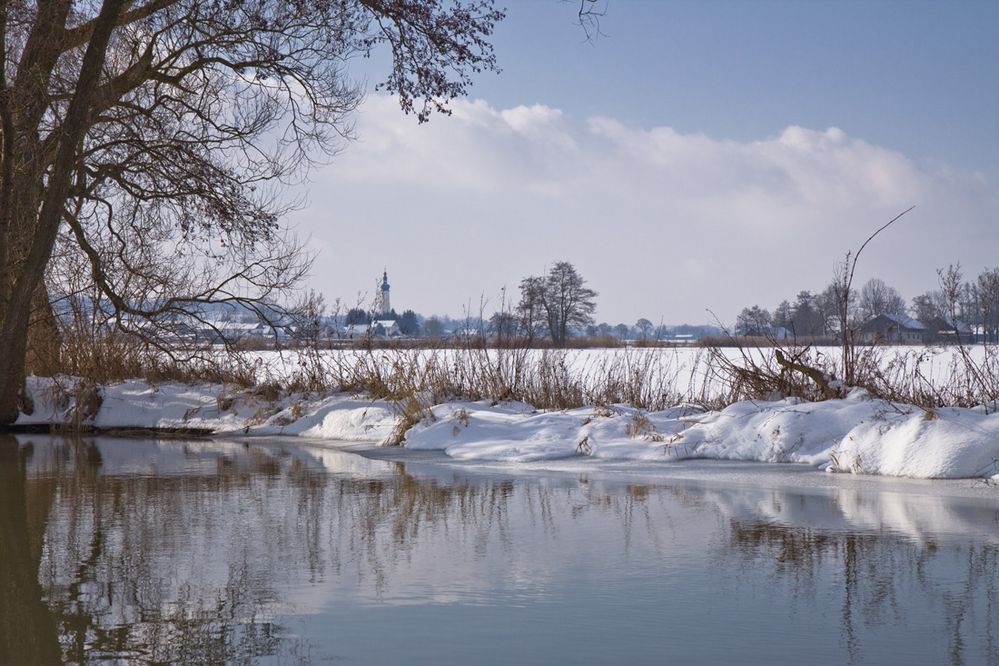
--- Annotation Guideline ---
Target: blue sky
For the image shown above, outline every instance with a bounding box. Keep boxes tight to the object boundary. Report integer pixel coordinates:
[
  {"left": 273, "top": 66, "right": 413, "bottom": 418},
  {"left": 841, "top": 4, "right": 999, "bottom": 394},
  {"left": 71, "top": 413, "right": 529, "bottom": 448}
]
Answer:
[
  {"left": 480, "top": 0, "right": 999, "bottom": 177},
  {"left": 292, "top": 1, "right": 999, "bottom": 325}
]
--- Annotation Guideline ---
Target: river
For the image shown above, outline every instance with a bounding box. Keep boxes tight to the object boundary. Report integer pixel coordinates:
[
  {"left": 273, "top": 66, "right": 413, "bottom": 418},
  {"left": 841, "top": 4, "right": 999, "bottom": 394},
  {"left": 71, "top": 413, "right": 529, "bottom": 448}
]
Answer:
[{"left": 1, "top": 434, "right": 997, "bottom": 664}]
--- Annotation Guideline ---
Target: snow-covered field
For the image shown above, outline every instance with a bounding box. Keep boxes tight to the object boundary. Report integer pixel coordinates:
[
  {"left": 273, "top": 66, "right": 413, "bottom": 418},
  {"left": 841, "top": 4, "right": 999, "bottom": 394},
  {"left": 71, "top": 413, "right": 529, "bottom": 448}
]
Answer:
[
  {"left": 16, "top": 361, "right": 999, "bottom": 481},
  {"left": 245, "top": 344, "right": 990, "bottom": 400}
]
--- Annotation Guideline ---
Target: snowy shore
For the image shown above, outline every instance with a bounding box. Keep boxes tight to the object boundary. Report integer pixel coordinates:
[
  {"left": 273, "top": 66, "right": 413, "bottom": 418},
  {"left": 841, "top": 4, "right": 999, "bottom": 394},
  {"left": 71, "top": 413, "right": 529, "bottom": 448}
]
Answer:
[{"left": 14, "top": 376, "right": 999, "bottom": 481}]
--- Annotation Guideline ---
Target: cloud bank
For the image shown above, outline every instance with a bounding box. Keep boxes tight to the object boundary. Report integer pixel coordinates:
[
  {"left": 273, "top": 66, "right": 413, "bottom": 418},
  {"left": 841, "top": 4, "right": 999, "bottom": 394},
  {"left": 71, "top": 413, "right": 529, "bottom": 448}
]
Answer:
[{"left": 291, "top": 95, "right": 998, "bottom": 324}]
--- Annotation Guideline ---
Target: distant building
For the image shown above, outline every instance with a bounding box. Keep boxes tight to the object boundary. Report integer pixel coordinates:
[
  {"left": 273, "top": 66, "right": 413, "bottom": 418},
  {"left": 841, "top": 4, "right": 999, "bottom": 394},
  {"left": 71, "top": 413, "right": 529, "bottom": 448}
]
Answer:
[
  {"left": 378, "top": 270, "right": 391, "bottom": 316},
  {"left": 924, "top": 317, "right": 974, "bottom": 345},
  {"left": 372, "top": 319, "right": 401, "bottom": 337},
  {"left": 344, "top": 319, "right": 401, "bottom": 339},
  {"left": 860, "top": 314, "right": 928, "bottom": 344}
]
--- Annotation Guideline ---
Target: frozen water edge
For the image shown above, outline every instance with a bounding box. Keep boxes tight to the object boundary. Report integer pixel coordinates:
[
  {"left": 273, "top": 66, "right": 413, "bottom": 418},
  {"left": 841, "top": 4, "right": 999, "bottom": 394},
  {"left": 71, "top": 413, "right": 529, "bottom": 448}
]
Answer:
[{"left": 15, "top": 375, "right": 999, "bottom": 481}]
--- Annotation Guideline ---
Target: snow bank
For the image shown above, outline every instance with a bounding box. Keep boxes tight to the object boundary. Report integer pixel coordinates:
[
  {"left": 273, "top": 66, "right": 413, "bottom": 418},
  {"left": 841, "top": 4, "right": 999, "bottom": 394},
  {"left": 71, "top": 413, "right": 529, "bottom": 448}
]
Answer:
[
  {"left": 403, "top": 402, "right": 700, "bottom": 462},
  {"left": 17, "top": 376, "right": 398, "bottom": 443},
  {"left": 673, "top": 391, "right": 904, "bottom": 466},
  {"left": 14, "top": 377, "right": 999, "bottom": 480},
  {"left": 828, "top": 407, "right": 999, "bottom": 479},
  {"left": 403, "top": 391, "right": 999, "bottom": 479},
  {"left": 401, "top": 392, "right": 899, "bottom": 466}
]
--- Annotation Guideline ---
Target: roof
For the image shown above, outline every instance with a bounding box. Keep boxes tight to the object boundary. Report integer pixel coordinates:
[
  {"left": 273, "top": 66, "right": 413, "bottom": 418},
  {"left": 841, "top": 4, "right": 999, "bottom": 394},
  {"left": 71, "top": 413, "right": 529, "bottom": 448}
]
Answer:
[
  {"left": 879, "top": 313, "right": 926, "bottom": 330},
  {"left": 931, "top": 316, "right": 973, "bottom": 334}
]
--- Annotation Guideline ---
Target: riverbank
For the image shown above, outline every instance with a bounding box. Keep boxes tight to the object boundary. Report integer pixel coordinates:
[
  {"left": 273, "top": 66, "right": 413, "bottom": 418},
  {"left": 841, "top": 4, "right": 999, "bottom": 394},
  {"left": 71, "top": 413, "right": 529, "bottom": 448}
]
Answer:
[{"left": 13, "top": 375, "right": 999, "bottom": 481}]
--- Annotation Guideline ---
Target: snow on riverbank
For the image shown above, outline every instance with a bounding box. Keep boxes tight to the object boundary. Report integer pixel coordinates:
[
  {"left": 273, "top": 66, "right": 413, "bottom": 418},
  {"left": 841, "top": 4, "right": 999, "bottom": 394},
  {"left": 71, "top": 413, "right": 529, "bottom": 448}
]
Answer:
[
  {"left": 16, "top": 377, "right": 398, "bottom": 442},
  {"left": 14, "top": 377, "right": 999, "bottom": 481}
]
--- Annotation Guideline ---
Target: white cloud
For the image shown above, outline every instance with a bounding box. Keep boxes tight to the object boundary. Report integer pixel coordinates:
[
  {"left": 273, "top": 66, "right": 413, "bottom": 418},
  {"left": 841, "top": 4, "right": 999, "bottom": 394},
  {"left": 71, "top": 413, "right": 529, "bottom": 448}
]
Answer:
[{"left": 290, "top": 95, "right": 999, "bottom": 324}]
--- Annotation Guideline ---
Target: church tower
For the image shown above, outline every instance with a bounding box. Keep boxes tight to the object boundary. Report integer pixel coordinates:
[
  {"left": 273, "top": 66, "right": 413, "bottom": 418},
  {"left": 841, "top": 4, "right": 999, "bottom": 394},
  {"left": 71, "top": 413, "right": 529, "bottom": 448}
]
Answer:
[{"left": 379, "top": 270, "right": 391, "bottom": 316}]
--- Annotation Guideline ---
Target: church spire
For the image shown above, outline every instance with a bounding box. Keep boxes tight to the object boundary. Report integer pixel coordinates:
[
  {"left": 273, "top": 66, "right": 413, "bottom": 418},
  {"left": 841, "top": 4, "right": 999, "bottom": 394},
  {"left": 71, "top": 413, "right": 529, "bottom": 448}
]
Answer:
[{"left": 379, "top": 269, "right": 391, "bottom": 315}]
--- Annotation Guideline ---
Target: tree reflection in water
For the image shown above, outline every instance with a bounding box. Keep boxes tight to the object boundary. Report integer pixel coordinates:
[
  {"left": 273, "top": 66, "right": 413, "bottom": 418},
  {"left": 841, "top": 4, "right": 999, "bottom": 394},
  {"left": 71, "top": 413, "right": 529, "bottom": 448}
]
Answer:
[
  {"left": 2, "top": 434, "right": 998, "bottom": 664},
  {"left": 728, "top": 520, "right": 999, "bottom": 665},
  {"left": 8, "top": 436, "right": 316, "bottom": 663},
  {"left": 0, "top": 436, "right": 62, "bottom": 664}
]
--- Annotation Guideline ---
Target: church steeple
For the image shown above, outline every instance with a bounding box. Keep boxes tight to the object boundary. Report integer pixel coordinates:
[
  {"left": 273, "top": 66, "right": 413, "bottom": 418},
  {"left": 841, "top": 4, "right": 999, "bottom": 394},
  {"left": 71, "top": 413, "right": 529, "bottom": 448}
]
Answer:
[{"left": 379, "top": 269, "right": 391, "bottom": 315}]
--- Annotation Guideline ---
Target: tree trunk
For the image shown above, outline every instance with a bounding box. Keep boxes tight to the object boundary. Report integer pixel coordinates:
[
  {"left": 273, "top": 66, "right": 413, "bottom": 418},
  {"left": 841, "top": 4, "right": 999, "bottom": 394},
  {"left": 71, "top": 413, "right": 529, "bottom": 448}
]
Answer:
[
  {"left": 26, "top": 284, "right": 63, "bottom": 376},
  {"left": 0, "top": 0, "right": 125, "bottom": 425},
  {"left": 0, "top": 305, "right": 33, "bottom": 424}
]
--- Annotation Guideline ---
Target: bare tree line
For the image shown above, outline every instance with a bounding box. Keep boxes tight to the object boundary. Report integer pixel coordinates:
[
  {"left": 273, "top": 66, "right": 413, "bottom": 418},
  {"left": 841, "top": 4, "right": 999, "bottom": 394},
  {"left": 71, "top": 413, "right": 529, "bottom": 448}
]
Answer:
[{"left": 735, "top": 266, "right": 999, "bottom": 343}]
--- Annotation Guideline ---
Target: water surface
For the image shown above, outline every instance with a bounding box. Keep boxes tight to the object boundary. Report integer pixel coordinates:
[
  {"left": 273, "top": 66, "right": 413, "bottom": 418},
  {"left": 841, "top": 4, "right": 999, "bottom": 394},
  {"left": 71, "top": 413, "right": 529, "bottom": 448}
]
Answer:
[{"left": 2, "top": 434, "right": 997, "bottom": 664}]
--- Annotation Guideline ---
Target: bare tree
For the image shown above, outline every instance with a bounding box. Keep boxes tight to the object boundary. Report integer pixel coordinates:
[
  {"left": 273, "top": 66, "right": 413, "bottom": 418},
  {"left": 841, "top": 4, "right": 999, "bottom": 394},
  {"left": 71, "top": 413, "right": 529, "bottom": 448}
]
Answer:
[
  {"left": 517, "top": 263, "right": 598, "bottom": 347},
  {"left": 634, "top": 317, "right": 654, "bottom": 340},
  {"left": 541, "top": 262, "right": 597, "bottom": 347},
  {"left": 857, "top": 278, "right": 907, "bottom": 322},
  {"left": 423, "top": 316, "right": 445, "bottom": 339},
  {"left": 0, "top": 0, "right": 505, "bottom": 423},
  {"left": 734, "top": 306, "right": 771, "bottom": 337},
  {"left": 815, "top": 284, "right": 848, "bottom": 336},
  {"left": 976, "top": 268, "right": 999, "bottom": 343},
  {"left": 516, "top": 275, "right": 547, "bottom": 345},
  {"left": 938, "top": 264, "right": 964, "bottom": 322},
  {"left": 911, "top": 291, "right": 945, "bottom": 325}
]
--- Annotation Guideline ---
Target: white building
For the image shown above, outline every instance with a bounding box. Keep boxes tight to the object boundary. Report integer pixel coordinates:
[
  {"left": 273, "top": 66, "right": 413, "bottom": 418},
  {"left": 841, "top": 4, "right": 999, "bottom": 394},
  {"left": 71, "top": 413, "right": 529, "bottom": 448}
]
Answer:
[
  {"left": 372, "top": 319, "right": 401, "bottom": 337},
  {"left": 378, "top": 270, "right": 391, "bottom": 316}
]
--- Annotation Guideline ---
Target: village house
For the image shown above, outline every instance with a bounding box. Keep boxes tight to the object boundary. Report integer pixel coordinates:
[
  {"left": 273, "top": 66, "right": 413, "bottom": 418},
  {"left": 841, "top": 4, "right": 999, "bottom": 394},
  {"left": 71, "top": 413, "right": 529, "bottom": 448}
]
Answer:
[
  {"left": 859, "top": 314, "right": 928, "bottom": 344},
  {"left": 924, "top": 317, "right": 974, "bottom": 345}
]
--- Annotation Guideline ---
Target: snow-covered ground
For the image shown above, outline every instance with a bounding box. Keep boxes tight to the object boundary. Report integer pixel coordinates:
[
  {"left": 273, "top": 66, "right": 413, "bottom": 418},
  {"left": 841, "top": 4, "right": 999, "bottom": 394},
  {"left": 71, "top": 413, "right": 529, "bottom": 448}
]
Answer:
[
  {"left": 15, "top": 374, "right": 999, "bottom": 481},
  {"left": 246, "top": 344, "right": 992, "bottom": 402}
]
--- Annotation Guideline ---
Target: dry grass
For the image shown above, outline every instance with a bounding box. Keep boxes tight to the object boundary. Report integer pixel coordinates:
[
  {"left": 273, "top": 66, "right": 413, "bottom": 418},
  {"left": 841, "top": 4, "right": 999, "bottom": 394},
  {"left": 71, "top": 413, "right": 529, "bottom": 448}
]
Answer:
[
  {"left": 851, "top": 344, "right": 999, "bottom": 411},
  {"left": 626, "top": 412, "right": 665, "bottom": 442},
  {"left": 699, "top": 334, "right": 999, "bottom": 412},
  {"left": 53, "top": 327, "right": 259, "bottom": 388},
  {"left": 288, "top": 345, "right": 693, "bottom": 414},
  {"left": 38, "top": 312, "right": 999, "bottom": 440}
]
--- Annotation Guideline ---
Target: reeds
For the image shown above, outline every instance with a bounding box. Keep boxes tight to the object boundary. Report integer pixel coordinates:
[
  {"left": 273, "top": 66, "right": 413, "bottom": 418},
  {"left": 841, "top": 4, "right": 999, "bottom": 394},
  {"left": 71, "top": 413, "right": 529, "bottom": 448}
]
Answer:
[
  {"left": 40, "top": 316, "right": 999, "bottom": 436},
  {"left": 273, "top": 344, "right": 696, "bottom": 413}
]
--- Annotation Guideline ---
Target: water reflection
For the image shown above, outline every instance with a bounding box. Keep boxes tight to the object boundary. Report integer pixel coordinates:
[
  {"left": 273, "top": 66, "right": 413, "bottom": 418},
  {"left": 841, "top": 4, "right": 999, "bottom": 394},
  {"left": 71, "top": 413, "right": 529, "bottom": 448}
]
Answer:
[
  {"left": 728, "top": 521, "right": 999, "bottom": 664},
  {"left": 0, "top": 437, "right": 62, "bottom": 664},
  {"left": 2, "top": 434, "right": 998, "bottom": 664}
]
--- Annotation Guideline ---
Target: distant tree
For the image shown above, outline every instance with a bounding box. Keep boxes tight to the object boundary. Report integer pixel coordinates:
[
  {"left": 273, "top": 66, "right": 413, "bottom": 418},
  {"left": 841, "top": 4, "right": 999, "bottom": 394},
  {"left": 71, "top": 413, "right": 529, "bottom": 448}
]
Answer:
[
  {"left": 911, "top": 292, "right": 945, "bottom": 324},
  {"left": 398, "top": 310, "right": 421, "bottom": 336},
  {"left": 858, "top": 278, "right": 906, "bottom": 322},
  {"left": 423, "top": 316, "right": 445, "bottom": 339},
  {"left": 772, "top": 300, "right": 792, "bottom": 330},
  {"left": 977, "top": 268, "right": 999, "bottom": 342},
  {"left": 541, "top": 262, "right": 598, "bottom": 347},
  {"left": 345, "top": 308, "right": 370, "bottom": 326},
  {"left": 516, "top": 276, "right": 547, "bottom": 344},
  {"left": 654, "top": 324, "right": 672, "bottom": 340},
  {"left": 488, "top": 311, "right": 519, "bottom": 340},
  {"left": 635, "top": 318, "right": 654, "bottom": 339},
  {"left": 816, "top": 284, "right": 851, "bottom": 334},
  {"left": 937, "top": 264, "right": 965, "bottom": 324},
  {"left": 735, "top": 306, "right": 771, "bottom": 337},
  {"left": 958, "top": 281, "right": 980, "bottom": 330},
  {"left": 613, "top": 323, "right": 630, "bottom": 339},
  {"left": 597, "top": 322, "right": 613, "bottom": 336},
  {"left": 517, "top": 262, "right": 597, "bottom": 347},
  {"left": 790, "top": 291, "right": 824, "bottom": 337}
]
